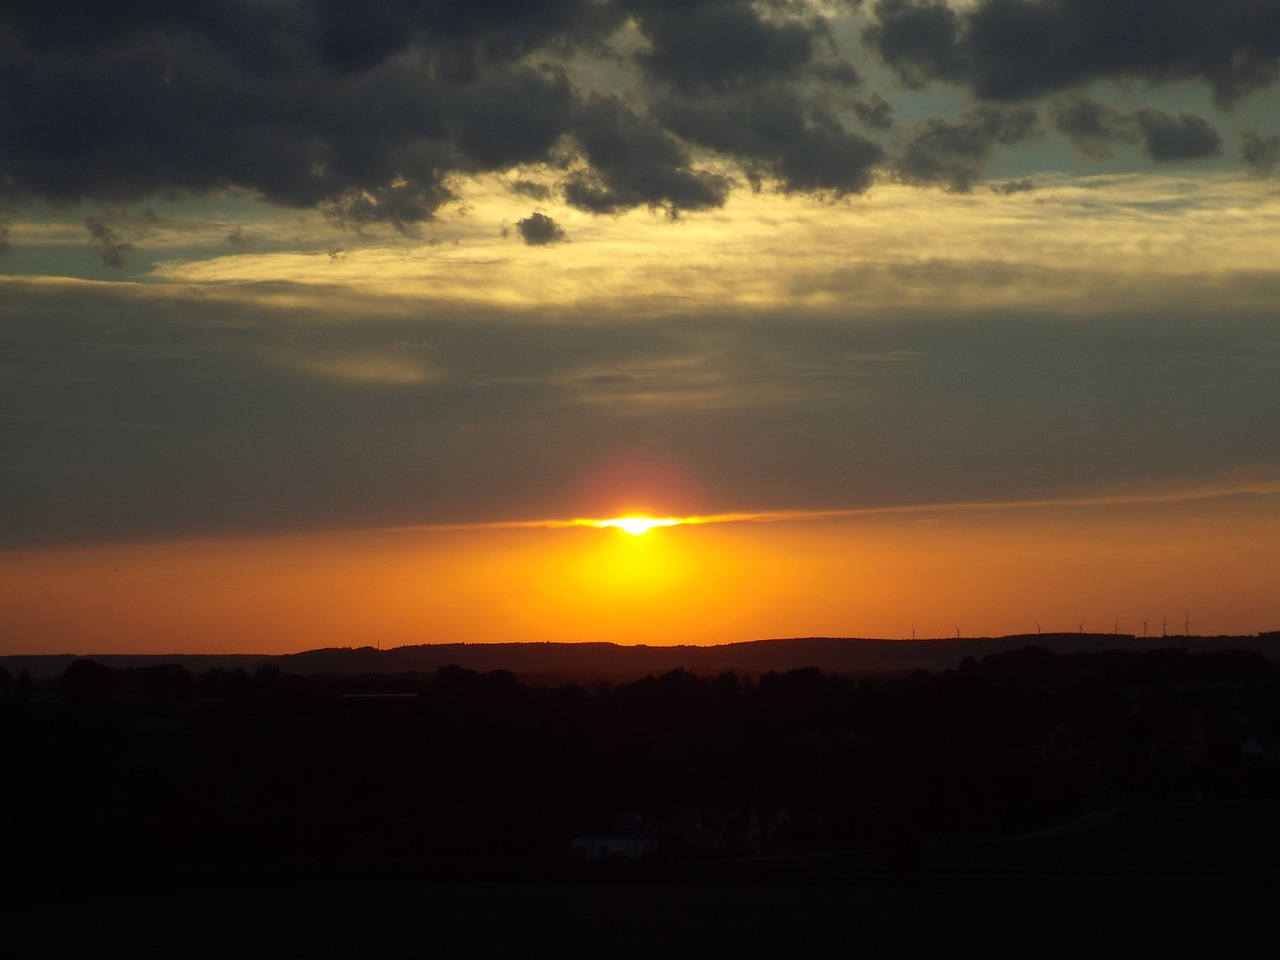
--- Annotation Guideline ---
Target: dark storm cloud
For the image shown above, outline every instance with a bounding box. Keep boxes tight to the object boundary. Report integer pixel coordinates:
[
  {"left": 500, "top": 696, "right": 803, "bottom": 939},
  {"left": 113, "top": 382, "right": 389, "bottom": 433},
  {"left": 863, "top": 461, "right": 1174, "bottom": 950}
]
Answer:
[
  {"left": 1048, "top": 95, "right": 1128, "bottom": 157},
  {"left": 515, "top": 212, "right": 567, "bottom": 245},
  {"left": 0, "top": 0, "right": 613, "bottom": 75},
  {"left": 446, "top": 66, "right": 576, "bottom": 169},
  {"left": 1242, "top": 131, "right": 1280, "bottom": 177},
  {"left": 862, "top": 0, "right": 966, "bottom": 88},
  {"left": 0, "top": 1, "right": 302, "bottom": 66},
  {"left": 1132, "top": 110, "right": 1223, "bottom": 162},
  {"left": 0, "top": 1, "right": 882, "bottom": 224},
  {"left": 1051, "top": 96, "right": 1222, "bottom": 162},
  {"left": 866, "top": 0, "right": 1280, "bottom": 106},
  {"left": 624, "top": 0, "right": 821, "bottom": 93},
  {"left": 1, "top": 2, "right": 1270, "bottom": 229},
  {"left": 563, "top": 98, "right": 731, "bottom": 215},
  {"left": 657, "top": 91, "right": 883, "bottom": 196},
  {"left": 895, "top": 105, "right": 1039, "bottom": 191},
  {"left": 2, "top": 27, "right": 441, "bottom": 217}
]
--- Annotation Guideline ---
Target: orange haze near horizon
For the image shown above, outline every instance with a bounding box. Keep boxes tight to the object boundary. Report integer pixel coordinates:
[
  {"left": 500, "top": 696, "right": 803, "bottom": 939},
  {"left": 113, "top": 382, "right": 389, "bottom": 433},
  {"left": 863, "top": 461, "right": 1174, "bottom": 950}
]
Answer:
[{"left": 2, "top": 494, "right": 1278, "bottom": 655}]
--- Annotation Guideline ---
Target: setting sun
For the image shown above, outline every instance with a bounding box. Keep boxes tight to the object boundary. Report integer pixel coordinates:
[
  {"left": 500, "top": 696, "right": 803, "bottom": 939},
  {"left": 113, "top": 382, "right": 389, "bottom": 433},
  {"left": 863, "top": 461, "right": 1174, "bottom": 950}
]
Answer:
[{"left": 597, "top": 516, "right": 681, "bottom": 536}]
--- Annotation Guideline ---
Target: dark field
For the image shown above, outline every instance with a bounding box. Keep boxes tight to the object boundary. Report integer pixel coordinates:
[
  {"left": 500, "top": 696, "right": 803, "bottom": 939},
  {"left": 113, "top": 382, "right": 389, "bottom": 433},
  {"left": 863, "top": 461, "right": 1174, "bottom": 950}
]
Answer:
[
  {"left": 7, "top": 872, "right": 1278, "bottom": 956},
  {"left": 6, "top": 641, "right": 1280, "bottom": 954}
]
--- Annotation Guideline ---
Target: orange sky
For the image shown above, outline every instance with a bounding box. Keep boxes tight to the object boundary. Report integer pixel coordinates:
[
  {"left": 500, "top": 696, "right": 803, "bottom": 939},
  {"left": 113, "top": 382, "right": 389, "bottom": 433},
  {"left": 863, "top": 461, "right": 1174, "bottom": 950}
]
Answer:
[{"left": 3, "top": 492, "right": 1277, "bottom": 655}]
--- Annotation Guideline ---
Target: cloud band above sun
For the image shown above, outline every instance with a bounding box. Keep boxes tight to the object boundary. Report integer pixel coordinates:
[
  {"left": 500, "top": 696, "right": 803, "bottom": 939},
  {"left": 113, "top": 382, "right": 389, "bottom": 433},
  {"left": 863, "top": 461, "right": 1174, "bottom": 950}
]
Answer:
[{"left": 378, "top": 475, "right": 1280, "bottom": 538}]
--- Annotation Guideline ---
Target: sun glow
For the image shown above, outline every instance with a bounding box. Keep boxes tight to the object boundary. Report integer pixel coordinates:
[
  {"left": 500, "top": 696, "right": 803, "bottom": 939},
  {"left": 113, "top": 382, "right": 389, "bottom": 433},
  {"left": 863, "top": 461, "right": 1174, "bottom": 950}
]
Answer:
[{"left": 596, "top": 516, "right": 681, "bottom": 536}]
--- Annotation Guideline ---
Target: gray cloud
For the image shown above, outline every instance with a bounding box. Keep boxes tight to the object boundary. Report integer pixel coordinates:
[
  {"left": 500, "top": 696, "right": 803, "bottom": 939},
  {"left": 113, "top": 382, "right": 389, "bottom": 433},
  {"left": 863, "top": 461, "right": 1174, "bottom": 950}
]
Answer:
[
  {"left": 3, "top": 1, "right": 1271, "bottom": 228},
  {"left": 863, "top": 0, "right": 966, "bottom": 88},
  {"left": 628, "top": 0, "right": 822, "bottom": 93},
  {"left": 4, "top": 280, "right": 1279, "bottom": 547},
  {"left": 516, "top": 212, "right": 567, "bottom": 245},
  {"left": 657, "top": 90, "right": 883, "bottom": 197},
  {"left": 511, "top": 179, "right": 552, "bottom": 201},
  {"left": 895, "top": 105, "right": 1039, "bottom": 191},
  {"left": 866, "top": 0, "right": 1280, "bottom": 106},
  {"left": 84, "top": 214, "right": 133, "bottom": 268},
  {"left": 564, "top": 98, "right": 731, "bottom": 215},
  {"left": 0, "top": 1, "right": 854, "bottom": 226},
  {"left": 1132, "top": 110, "right": 1223, "bottom": 162},
  {"left": 1051, "top": 96, "right": 1223, "bottom": 162},
  {"left": 448, "top": 66, "right": 576, "bottom": 169},
  {"left": 852, "top": 93, "right": 896, "bottom": 132},
  {"left": 271, "top": 0, "right": 617, "bottom": 77},
  {"left": 990, "top": 178, "right": 1035, "bottom": 195},
  {"left": 1048, "top": 95, "right": 1129, "bottom": 158},
  {"left": 1243, "top": 130, "right": 1280, "bottom": 177}
]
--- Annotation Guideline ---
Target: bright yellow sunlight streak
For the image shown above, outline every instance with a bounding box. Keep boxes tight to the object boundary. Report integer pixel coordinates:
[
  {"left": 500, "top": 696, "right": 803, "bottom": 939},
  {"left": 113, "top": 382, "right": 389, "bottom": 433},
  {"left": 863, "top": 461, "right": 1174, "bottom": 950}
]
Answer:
[{"left": 596, "top": 516, "right": 681, "bottom": 536}]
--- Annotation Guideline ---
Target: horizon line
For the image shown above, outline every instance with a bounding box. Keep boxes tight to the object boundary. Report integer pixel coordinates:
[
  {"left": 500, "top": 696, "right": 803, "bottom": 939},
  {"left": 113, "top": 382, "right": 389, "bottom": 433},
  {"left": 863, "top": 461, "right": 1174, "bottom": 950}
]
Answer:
[{"left": 7, "top": 629, "right": 1280, "bottom": 661}]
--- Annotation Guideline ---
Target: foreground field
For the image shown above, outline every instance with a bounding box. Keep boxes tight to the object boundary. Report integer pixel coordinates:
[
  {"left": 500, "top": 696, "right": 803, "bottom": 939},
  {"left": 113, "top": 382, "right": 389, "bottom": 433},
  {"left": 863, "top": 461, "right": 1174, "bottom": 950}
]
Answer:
[{"left": 7, "top": 871, "right": 1278, "bottom": 956}]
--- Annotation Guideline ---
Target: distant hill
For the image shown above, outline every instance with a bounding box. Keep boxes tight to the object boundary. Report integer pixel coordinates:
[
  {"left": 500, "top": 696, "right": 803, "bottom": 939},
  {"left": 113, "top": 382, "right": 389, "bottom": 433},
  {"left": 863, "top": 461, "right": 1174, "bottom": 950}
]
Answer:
[
  {"left": 7, "top": 632, "right": 1277, "bottom": 680},
  {"left": 276, "top": 633, "right": 1280, "bottom": 680},
  {"left": 0, "top": 653, "right": 271, "bottom": 679}
]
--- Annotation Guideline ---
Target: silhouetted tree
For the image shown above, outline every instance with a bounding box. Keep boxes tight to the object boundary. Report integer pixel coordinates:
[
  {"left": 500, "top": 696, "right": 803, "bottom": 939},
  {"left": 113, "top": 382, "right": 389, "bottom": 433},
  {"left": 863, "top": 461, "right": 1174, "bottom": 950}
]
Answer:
[
  {"left": 60, "top": 659, "right": 116, "bottom": 706},
  {"left": 144, "top": 663, "right": 192, "bottom": 709},
  {"left": 200, "top": 667, "right": 253, "bottom": 701}
]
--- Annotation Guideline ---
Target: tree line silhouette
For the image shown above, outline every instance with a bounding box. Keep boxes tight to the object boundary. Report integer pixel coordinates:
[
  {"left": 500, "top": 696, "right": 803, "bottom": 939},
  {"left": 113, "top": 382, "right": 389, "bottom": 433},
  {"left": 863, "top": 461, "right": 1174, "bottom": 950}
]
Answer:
[{"left": 3, "top": 644, "right": 1280, "bottom": 881}]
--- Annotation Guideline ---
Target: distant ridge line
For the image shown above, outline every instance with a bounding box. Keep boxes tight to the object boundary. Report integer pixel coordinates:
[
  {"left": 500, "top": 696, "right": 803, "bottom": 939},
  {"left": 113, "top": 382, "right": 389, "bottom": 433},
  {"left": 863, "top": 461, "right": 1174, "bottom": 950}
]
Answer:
[{"left": 4, "top": 632, "right": 1278, "bottom": 679}]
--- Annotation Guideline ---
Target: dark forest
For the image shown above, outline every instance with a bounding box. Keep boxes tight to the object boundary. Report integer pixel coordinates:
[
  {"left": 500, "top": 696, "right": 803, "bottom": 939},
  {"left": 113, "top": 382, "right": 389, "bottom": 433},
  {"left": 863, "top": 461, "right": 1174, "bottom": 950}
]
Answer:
[{"left": 6, "top": 642, "right": 1280, "bottom": 951}]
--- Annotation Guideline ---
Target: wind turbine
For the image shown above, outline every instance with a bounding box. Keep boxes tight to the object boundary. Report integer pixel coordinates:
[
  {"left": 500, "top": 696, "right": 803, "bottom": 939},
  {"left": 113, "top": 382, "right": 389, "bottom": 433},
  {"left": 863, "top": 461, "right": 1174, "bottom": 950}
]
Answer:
[
  {"left": 1162, "top": 614, "right": 1168, "bottom": 638},
  {"left": 1078, "top": 620, "right": 1085, "bottom": 634},
  {"left": 1113, "top": 617, "right": 1120, "bottom": 635},
  {"left": 1141, "top": 617, "right": 1149, "bottom": 639},
  {"left": 911, "top": 624, "right": 916, "bottom": 641},
  {"left": 1185, "top": 612, "right": 1192, "bottom": 637},
  {"left": 1035, "top": 620, "right": 1041, "bottom": 635},
  {"left": 955, "top": 625, "right": 961, "bottom": 639}
]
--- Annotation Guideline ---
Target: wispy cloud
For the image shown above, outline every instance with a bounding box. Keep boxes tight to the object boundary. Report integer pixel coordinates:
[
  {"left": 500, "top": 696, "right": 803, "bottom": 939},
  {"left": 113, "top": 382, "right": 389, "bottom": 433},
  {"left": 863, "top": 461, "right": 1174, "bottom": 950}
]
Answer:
[
  {"left": 381, "top": 474, "right": 1280, "bottom": 536},
  {"left": 0, "top": 413, "right": 185, "bottom": 433},
  {"left": 137, "top": 172, "right": 1280, "bottom": 319},
  {"left": 287, "top": 353, "right": 439, "bottom": 386}
]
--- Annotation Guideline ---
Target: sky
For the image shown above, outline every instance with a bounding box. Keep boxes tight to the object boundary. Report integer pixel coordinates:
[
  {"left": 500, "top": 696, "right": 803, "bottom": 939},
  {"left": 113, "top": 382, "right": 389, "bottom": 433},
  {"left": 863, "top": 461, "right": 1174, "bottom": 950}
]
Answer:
[{"left": 3, "top": 0, "right": 1280, "bottom": 653}]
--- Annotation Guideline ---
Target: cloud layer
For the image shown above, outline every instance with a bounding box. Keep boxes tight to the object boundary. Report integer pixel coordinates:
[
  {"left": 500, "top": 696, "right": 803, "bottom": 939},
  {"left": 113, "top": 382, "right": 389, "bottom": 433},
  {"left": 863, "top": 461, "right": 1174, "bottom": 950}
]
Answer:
[
  {"left": 3, "top": 0, "right": 1277, "bottom": 232},
  {"left": 0, "top": 1, "right": 872, "bottom": 222},
  {"left": 3, "top": 3, "right": 1280, "bottom": 556},
  {"left": 865, "top": 0, "right": 1280, "bottom": 106}
]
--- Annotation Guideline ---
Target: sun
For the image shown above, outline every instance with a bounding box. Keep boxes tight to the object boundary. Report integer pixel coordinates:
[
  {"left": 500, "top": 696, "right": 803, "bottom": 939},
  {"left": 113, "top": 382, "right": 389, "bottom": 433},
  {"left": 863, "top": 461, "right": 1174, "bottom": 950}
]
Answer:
[{"left": 597, "top": 516, "right": 680, "bottom": 536}]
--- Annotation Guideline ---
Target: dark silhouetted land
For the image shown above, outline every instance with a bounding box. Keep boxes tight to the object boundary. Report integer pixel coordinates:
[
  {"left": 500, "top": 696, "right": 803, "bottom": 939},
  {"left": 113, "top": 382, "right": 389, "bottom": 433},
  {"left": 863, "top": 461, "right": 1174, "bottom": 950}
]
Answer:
[
  {"left": 6, "top": 630, "right": 1279, "bottom": 679},
  {"left": 4, "top": 635, "right": 1280, "bottom": 951}
]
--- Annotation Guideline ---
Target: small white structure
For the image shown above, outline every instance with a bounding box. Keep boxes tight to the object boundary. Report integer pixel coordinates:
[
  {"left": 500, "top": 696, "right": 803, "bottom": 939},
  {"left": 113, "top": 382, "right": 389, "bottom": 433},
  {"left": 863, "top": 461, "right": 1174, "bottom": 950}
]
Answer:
[{"left": 570, "top": 832, "right": 651, "bottom": 861}]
